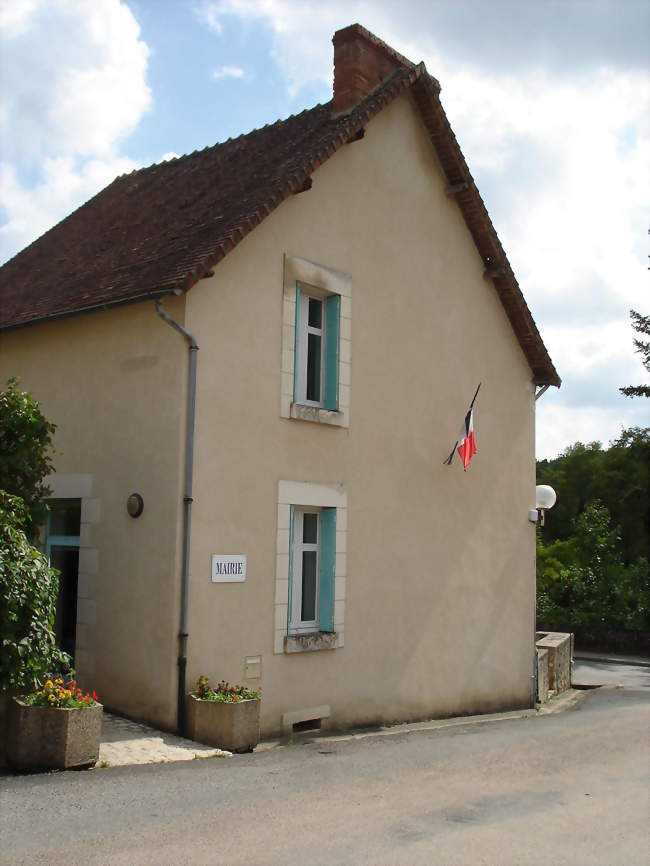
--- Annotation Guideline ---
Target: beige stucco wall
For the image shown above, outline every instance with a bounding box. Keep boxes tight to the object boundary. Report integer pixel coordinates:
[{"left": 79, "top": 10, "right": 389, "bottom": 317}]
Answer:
[
  {"left": 0, "top": 299, "right": 187, "bottom": 729},
  {"left": 184, "top": 91, "right": 538, "bottom": 736}
]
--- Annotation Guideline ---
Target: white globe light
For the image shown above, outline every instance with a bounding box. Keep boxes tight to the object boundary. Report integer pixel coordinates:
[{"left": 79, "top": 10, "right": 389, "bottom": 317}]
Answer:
[{"left": 536, "top": 485, "right": 556, "bottom": 510}]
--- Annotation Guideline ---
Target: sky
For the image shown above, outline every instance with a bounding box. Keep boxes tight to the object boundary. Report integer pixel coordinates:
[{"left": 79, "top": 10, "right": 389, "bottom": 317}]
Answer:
[{"left": 0, "top": 0, "right": 648, "bottom": 459}]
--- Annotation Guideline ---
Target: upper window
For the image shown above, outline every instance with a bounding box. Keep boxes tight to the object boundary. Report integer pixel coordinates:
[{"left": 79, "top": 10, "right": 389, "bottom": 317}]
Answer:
[
  {"left": 294, "top": 283, "right": 340, "bottom": 410},
  {"left": 280, "top": 257, "right": 351, "bottom": 428}
]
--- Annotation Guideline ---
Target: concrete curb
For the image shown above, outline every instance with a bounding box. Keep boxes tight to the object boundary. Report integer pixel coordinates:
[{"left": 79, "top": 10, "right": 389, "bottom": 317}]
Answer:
[
  {"left": 257, "top": 697, "right": 593, "bottom": 752},
  {"left": 536, "top": 686, "right": 606, "bottom": 715}
]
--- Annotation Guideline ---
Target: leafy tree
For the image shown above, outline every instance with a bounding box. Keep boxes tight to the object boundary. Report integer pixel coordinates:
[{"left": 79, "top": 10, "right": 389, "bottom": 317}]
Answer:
[
  {"left": 619, "top": 309, "right": 650, "bottom": 399},
  {"left": 537, "top": 430, "right": 649, "bottom": 565},
  {"left": 0, "top": 377, "right": 56, "bottom": 535},
  {"left": 537, "top": 502, "right": 649, "bottom": 632},
  {"left": 0, "top": 492, "right": 69, "bottom": 692}
]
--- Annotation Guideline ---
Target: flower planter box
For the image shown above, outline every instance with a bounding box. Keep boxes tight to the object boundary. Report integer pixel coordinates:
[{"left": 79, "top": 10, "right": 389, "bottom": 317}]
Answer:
[
  {"left": 7, "top": 698, "right": 103, "bottom": 772},
  {"left": 186, "top": 694, "right": 260, "bottom": 753}
]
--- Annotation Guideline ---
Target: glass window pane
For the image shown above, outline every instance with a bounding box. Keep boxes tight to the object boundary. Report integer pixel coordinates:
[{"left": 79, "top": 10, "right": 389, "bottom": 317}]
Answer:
[
  {"left": 301, "top": 551, "right": 317, "bottom": 621},
  {"left": 303, "top": 512, "right": 318, "bottom": 544},
  {"left": 307, "top": 333, "right": 321, "bottom": 401},
  {"left": 49, "top": 500, "right": 81, "bottom": 536},
  {"left": 308, "top": 297, "right": 322, "bottom": 329}
]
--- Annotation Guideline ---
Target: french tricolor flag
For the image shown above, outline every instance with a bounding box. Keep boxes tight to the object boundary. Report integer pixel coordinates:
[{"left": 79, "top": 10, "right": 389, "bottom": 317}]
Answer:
[{"left": 445, "top": 384, "right": 480, "bottom": 470}]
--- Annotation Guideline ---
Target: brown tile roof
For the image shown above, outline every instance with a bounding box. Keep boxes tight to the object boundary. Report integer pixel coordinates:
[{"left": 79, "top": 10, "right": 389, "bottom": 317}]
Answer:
[{"left": 0, "top": 51, "right": 560, "bottom": 387}]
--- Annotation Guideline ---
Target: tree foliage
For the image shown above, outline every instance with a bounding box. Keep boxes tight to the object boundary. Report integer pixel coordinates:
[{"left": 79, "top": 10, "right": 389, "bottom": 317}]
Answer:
[
  {"left": 0, "top": 378, "right": 56, "bottom": 534},
  {"left": 537, "top": 429, "right": 649, "bottom": 565},
  {"left": 0, "top": 492, "right": 69, "bottom": 692},
  {"left": 537, "top": 430, "right": 650, "bottom": 632},
  {"left": 619, "top": 309, "right": 650, "bottom": 399},
  {"left": 537, "top": 502, "right": 649, "bottom": 631}
]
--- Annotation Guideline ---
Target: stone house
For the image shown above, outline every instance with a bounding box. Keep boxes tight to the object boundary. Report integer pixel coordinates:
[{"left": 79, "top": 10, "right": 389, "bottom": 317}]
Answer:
[{"left": 0, "top": 24, "right": 560, "bottom": 737}]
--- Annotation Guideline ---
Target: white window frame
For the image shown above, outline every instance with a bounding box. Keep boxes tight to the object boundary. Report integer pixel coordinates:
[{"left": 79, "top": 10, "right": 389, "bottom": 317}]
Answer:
[
  {"left": 274, "top": 480, "right": 347, "bottom": 654},
  {"left": 295, "top": 291, "right": 327, "bottom": 408},
  {"left": 280, "top": 256, "right": 352, "bottom": 429},
  {"left": 289, "top": 507, "right": 321, "bottom": 634}
]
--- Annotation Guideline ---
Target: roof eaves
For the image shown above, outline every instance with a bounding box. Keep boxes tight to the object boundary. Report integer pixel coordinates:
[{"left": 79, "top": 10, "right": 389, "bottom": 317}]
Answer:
[{"left": 0, "top": 287, "right": 179, "bottom": 334}]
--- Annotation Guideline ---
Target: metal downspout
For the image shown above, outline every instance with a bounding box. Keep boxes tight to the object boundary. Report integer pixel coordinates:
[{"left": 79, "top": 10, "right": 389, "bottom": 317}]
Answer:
[{"left": 155, "top": 298, "right": 198, "bottom": 736}]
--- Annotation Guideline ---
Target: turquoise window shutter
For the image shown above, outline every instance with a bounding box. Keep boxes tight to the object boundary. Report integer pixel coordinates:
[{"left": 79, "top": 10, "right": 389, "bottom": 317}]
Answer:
[
  {"left": 287, "top": 505, "right": 295, "bottom": 634},
  {"left": 319, "top": 507, "right": 336, "bottom": 632},
  {"left": 293, "top": 283, "right": 301, "bottom": 403},
  {"left": 324, "top": 294, "right": 340, "bottom": 410}
]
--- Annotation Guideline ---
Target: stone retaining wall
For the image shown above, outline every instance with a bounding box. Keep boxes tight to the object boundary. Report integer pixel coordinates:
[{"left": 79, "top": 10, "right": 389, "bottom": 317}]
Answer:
[{"left": 536, "top": 632, "right": 572, "bottom": 701}]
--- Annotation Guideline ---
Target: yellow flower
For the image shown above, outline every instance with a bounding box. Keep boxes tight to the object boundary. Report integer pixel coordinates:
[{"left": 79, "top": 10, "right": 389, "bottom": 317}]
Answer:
[
  {"left": 45, "top": 680, "right": 53, "bottom": 689},
  {"left": 54, "top": 677, "right": 64, "bottom": 686},
  {"left": 48, "top": 694, "right": 56, "bottom": 703}
]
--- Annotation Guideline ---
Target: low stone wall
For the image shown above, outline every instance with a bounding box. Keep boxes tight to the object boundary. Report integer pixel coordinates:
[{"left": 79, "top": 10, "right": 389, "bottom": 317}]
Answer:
[{"left": 536, "top": 632, "right": 572, "bottom": 698}]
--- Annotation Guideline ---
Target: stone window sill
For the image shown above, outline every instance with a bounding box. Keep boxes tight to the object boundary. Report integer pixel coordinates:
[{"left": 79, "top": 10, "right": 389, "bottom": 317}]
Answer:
[
  {"left": 284, "top": 632, "right": 339, "bottom": 654},
  {"left": 290, "top": 403, "right": 346, "bottom": 427}
]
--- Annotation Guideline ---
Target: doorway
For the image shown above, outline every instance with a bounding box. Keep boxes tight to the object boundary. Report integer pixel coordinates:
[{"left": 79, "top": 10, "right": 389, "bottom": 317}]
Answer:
[{"left": 46, "top": 500, "right": 81, "bottom": 662}]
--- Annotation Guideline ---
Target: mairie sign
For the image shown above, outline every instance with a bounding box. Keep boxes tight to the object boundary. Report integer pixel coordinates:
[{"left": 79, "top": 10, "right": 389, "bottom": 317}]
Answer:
[{"left": 211, "top": 554, "right": 246, "bottom": 583}]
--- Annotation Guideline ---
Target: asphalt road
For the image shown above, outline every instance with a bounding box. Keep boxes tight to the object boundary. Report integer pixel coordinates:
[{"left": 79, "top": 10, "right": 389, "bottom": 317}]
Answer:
[
  {"left": 573, "top": 657, "right": 650, "bottom": 689},
  {"left": 1, "top": 680, "right": 648, "bottom": 866}
]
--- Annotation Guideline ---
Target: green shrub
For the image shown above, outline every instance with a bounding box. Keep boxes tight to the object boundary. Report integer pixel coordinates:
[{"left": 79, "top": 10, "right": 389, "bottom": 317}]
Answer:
[
  {"left": 0, "top": 377, "right": 56, "bottom": 537},
  {"left": 0, "top": 491, "right": 69, "bottom": 692}
]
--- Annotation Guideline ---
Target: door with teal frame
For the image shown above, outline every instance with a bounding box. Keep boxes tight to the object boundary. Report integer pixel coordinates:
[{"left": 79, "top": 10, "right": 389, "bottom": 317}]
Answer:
[{"left": 45, "top": 500, "right": 81, "bottom": 662}]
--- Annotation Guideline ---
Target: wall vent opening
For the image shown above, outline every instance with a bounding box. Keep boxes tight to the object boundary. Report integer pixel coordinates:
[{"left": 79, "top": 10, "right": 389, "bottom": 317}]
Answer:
[{"left": 292, "top": 718, "right": 322, "bottom": 734}]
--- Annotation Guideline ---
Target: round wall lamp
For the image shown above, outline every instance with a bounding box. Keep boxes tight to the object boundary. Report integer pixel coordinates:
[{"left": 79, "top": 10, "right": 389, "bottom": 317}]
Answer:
[
  {"left": 535, "top": 484, "right": 556, "bottom": 526},
  {"left": 127, "top": 493, "right": 144, "bottom": 518}
]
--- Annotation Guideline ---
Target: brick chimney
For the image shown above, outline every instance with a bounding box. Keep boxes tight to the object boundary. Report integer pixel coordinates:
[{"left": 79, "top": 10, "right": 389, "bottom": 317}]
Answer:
[{"left": 332, "top": 24, "right": 414, "bottom": 116}]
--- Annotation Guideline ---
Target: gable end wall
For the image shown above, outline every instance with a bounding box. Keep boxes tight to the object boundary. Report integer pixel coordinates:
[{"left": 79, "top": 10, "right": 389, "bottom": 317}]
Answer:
[{"left": 185, "top": 91, "right": 537, "bottom": 735}]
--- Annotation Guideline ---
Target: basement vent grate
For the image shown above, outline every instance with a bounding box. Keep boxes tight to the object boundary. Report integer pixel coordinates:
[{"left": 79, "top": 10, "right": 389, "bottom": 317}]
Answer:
[{"left": 292, "top": 718, "right": 322, "bottom": 734}]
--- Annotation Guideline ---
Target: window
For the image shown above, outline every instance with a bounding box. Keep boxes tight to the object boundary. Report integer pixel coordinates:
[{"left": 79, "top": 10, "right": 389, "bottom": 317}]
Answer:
[
  {"left": 275, "top": 480, "right": 346, "bottom": 654},
  {"left": 280, "top": 256, "right": 351, "bottom": 428},
  {"left": 288, "top": 505, "right": 336, "bottom": 635},
  {"left": 293, "top": 283, "right": 340, "bottom": 410}
]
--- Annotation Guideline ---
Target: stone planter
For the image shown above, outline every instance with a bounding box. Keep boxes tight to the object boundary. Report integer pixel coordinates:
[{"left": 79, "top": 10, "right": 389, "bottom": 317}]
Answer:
[
  {"left": 186, "top": 694, "right": 260, "bottom": 753},
  {"left": 7, "top": 698, "right": 103, "bottom": 772}
]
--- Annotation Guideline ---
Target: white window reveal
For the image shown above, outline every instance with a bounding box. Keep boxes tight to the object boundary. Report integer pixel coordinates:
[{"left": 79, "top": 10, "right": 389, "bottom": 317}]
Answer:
[
  {"left": 274, "top": 480, "right": 347, "bottom": 654},
  {"left": 294, "top": 283, "right": 339, "bottom": 410},
  {"left": 289, "top": 506, "right": 336, "bottom": 635}
]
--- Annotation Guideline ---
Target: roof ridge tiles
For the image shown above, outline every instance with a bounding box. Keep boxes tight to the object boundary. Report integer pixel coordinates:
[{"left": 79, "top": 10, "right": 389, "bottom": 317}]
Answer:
[{"left": 123, "top": 101, "right": 334, "bottom": 180}]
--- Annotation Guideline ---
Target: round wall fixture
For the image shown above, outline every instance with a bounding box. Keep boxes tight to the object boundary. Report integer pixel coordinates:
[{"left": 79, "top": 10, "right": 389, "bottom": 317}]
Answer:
[{"left": 127, "top": 493, "right": 144, "bottom": 518}]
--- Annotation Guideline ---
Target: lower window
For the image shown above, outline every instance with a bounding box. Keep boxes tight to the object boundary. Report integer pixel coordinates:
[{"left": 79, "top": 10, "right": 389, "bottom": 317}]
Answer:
[{"left": 289, "top": 506, "right": 336, "bottom": 635}]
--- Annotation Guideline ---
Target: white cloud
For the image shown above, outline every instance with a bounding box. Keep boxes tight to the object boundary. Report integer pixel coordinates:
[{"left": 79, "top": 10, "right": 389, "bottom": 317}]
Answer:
[
  {"left": 0, "top": 0, "right": 151, "bottom": 262},
  {"left": 194, "top": 0, "right": 223, "bottom": 34},
  {"left": 0, "top": 155, "right": 139, "bottom": 260},
  {"left": 212, "top": 65, "right": 245, "bottom": 80},
  {"left": 536, "top": 398, "right": 649, "bottom": 460}
]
